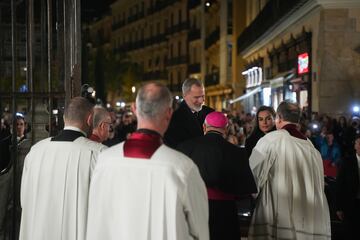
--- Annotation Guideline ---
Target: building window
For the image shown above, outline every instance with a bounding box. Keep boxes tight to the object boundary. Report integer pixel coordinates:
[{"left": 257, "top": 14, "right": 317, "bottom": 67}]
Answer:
[{"left": 178, "top": 41, "right": 181, "bottom": 56}]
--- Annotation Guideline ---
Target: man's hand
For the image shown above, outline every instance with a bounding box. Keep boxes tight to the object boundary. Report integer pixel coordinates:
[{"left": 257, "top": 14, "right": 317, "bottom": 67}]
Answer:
[{"left": 336, "top": 211, "right": 344, "bottom": 221}]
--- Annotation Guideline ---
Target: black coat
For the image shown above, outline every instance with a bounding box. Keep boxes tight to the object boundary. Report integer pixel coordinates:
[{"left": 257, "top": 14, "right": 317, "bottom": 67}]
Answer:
[
  {"left": 336, "top": 153, "right": 360, "bottom": 214},
  {"left": 245, "top": 126, "right": 276, "bottom": 159},
  {"left": 164, "top": 101, "right": 213, "bottom": 148},
  {"left": 177, "top": 131, "right": 257, "bottom": 196}
]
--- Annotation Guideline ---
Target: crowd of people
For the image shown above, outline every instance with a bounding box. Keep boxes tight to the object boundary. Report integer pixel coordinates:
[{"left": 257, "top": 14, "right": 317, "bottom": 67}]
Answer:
[{"left": 0, "top": 78, "right": 359, "bottom": 239}]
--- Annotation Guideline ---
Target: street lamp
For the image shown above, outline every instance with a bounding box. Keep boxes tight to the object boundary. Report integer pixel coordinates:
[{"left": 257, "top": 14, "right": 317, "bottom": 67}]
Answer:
[
  {"left": 131, "top": 86, "right": 136, "bottom": 94},
  {"left": 353, "top": 105, "right": 360, "bottom": 113}
]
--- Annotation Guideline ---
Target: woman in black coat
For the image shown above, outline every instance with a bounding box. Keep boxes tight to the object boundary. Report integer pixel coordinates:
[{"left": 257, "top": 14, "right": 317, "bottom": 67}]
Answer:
[{"left": 245, "top": 105, "right": 276, "bottom": 158}]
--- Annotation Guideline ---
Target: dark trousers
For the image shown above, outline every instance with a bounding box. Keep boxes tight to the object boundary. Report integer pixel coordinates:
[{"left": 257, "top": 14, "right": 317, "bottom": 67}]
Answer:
[
  {"left": 344, "top": 199, "right": 360, "bottom": 238},
  {"left": 209, "top": 200, "right": 241, "bottom": 240}
]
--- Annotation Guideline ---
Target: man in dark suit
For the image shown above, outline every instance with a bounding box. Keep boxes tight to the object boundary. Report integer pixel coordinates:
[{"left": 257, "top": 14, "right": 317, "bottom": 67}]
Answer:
[
  {"left": 177, "top": 111, "right": 257, "bottom": 240},
  {"left": 164, "top": 78, "right": 213, "bottom": 148},
  {"left": 336, "top": 134, "right": 360, "bottom": 238}
]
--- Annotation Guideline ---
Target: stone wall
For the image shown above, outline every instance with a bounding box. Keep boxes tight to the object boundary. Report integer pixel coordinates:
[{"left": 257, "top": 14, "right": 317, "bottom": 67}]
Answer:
[{"left": 318, "top": 8, "right": 360, "bottom": 116}]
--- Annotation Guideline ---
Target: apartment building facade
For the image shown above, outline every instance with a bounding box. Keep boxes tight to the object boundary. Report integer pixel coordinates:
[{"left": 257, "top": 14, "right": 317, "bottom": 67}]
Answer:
[
  {"left": 236, "top": 0, "right": 360, "bottom": 117},
  {"left": 86, "top": 0, "right": 238, "bottom": 110}
]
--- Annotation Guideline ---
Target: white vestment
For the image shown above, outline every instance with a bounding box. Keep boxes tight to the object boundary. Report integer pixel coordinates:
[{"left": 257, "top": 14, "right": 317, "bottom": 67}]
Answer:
[
  {"left": 248, "top": 129, "right": 331, "bottom": 240},
  {"left": 86, "top": 143, "right": 209, "bottom": 240},
  {"left": 20, "top": 137, "right": 107, "bottom": 240}
]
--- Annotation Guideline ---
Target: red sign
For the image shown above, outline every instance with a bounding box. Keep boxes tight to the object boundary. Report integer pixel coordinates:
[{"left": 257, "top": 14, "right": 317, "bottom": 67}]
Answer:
[{"left": 298, "top": 53, "right": 309, "bottom": 74}]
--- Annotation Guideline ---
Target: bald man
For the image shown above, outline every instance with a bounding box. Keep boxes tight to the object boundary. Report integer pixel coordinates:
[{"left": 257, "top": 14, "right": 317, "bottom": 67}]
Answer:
[{"left": 177, "top": 111, "right": 256, "bottom": 240}]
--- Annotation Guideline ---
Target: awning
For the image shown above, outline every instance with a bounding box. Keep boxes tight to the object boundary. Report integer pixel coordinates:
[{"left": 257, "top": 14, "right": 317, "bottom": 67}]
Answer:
[
  {"left": 268, "top": 70, "right": 295, "bottom": 88},
  {"left": 229, "top": 86, "right": 261, "bottom": 104}
]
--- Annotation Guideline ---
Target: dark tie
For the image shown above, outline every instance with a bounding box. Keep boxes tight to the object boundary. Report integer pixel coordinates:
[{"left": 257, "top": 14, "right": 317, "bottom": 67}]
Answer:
[
  {"left": 194, "top": 111, "right": 199, "bottom": 119},
  {"left": 194, "top": 111, "right": 202, "bottom": 127}
]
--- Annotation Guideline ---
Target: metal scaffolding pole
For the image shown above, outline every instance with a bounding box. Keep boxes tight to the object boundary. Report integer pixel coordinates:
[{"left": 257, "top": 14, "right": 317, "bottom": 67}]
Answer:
[{"left": 10, "top": 0, "right": 17, "bottom": 239}]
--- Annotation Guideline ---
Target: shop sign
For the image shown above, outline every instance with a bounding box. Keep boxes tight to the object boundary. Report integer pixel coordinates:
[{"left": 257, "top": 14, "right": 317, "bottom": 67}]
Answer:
[{"left": 298, "top": 53, "right": 309, "bottom": 74}]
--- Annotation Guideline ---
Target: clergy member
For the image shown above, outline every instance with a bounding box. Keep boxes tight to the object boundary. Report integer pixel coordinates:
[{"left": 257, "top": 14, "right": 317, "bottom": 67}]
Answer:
[
  {"left": 19, "top": 97, "right": 107, "bottom": 240},
  {"left": 177, "top": 111, "right": 257, "bottom": 240},
  {"left": 89, "top": 106, "right": 112, "bottom": 143},
  {"left": 86, "top": 82, "right": 209, "bottom": 240},
  {"left": 248, "top": 101, "right": 331, "bottom": 239}
]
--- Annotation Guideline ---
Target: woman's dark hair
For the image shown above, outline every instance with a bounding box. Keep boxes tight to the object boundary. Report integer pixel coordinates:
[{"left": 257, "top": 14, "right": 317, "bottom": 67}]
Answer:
[{"left": 255, "top": 106, "right": 276, "bottom": 126}]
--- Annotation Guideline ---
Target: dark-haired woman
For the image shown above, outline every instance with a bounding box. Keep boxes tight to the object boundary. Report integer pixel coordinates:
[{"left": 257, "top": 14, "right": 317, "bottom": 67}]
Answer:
[{"left": 245, "top": 106, "right": 276, "bottom": 158}]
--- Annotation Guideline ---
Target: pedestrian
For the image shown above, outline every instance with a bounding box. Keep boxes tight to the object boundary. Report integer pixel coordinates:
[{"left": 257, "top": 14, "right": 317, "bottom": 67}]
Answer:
[
  {"left": 164, "top": 78, "right": 213, "bottom": 148},
  {"left": 336, "top": 134, "right": 360, "bottom": 238},
  {"left": 248, "top": 101, "right": 331, "bottom": 239},
  {"left": 86, "top": 82, "right": 209, "bottom": 240},
  {"left": 89, "top": 106, "right": 112, "bottom": 143},
  {"left": 177, "top": 111, "right": 257, "bottom": 240},
  {"left": 320, "top": 131, "right": 341, "bottom": 177},
  {"left": 19, "top": 97, "right": 107, "bottom": 240}
]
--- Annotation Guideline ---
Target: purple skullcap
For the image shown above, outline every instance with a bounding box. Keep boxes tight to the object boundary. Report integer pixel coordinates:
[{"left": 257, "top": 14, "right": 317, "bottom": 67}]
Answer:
[{"left": 205, "top": 111, "right": 228, "bottom": 128}]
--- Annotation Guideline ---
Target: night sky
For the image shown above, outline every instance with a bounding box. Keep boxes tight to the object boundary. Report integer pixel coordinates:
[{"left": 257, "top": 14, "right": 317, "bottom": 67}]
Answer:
[{"left": 81, "top": 0, "right": 115, "bottom": 22}]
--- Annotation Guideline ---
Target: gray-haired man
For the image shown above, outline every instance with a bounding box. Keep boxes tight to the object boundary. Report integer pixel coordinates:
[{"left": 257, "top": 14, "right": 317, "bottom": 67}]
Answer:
[{"left": 164, "top": 78, "right": 213, "bottom": 148}]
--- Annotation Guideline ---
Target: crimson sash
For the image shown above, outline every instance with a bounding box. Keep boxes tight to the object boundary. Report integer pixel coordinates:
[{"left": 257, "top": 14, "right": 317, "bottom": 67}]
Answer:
[{"left": 123, "top": 129, "right": 162, "bottom": 159}]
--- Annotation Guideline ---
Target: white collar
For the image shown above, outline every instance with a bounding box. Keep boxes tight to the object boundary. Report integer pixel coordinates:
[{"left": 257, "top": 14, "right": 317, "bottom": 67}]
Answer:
[
  {"left": 64, "top": 126, "right": 87, "bottom": 137},
  {"left": 356, "top": 153, "right": 360, "bottom": 167}
]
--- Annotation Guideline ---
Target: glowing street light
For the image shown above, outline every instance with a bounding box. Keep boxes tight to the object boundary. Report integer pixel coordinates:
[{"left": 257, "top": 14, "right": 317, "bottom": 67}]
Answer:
[
  {"left": 353, "top": 105, "right": 360, "bottom": 113},
  {"left": 131, "top": 86, "right": 136, "bottom": 94}
]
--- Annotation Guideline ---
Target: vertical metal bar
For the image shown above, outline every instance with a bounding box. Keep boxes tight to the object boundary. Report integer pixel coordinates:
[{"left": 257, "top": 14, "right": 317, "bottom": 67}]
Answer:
[
  {"left": 74, "top": 0, "right": 82, "bottom": 97},
  {"left": 63, "top": 0, "right": 70, "bottom": 104},
  {"left": 26, "top": 0, "right": 35, "bottom": 145},
  {"left": 48, "top": 0, "right": 53, "bottom": 136},
  {"left": 10, "top": 0, "right": 17, "bottom": 239}
]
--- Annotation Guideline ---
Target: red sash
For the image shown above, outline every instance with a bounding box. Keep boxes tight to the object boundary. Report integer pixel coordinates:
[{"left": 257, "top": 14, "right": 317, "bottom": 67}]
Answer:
[
  {"left": 123, "top": 130, "right": 162, "bottom": 159},
  {"left": 207, "top": 188, "right": 236, "bottom": 201}
]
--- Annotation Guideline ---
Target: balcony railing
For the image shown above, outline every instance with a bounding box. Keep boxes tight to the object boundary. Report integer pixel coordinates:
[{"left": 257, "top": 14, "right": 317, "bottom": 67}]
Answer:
[
  {"left": 144, "top": 34, "right": 167, "bottom": 47},
  {"left": 166, "top": 21, "right": 189, "bottom": 35},
  {"left": 127, "top": 11, "right": 145, "bottom": 24},
  {"left": 143, "top": 70, "right": 168, "bottom": 81},
  {"left": 166, "top": 55, "right": 188, "bottom": 66},
  {"left": 188, "top": 63, "right": 200, "bottom": 74},
  {"left": 112, "top": 20, "right": 126, "bottom": 31},
  {"left": 237, "top": 0, "right": 309, "bottom": 53},
  {"left": 205, "top": 27, "right": 220, "bottom": 49},
  {"left": 188, "top": 28, "right": 201, "bottom": 41},
  {"left": 205, "top": 72, "right": 219, "bottom": 87}
]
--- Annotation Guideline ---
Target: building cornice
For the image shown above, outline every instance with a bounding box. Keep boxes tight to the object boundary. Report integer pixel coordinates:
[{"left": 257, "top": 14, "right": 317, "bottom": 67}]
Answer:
[
  {"left": 240, "top": 0, "right": 360, "bottom": 58},
  {"left": 316, "top": 0, "right": 360, "bottom": 8}
]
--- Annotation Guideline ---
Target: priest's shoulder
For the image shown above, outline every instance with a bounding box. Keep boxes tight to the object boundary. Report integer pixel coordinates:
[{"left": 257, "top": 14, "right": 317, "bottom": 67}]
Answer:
[
  {"left": 156, "top": 145, "right": 197, "bottom": 171},
  {"left": 97, "top": 141, "right": 124, "bottom": 159},
  {"left": 256, "top": 129, "right": 284, "bottom": 146},
  {"left": 202, "top": 105, "right": 214, "bottom": 114},
  {"left": 28, "top": 137, "right": 52, "bottom": 151},
  {"left": 75, "top": 137, "right": 108, "bottom": 152}
]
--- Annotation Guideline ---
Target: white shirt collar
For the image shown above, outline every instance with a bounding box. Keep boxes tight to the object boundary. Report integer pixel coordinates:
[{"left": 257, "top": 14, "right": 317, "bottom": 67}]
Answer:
[
  {"left": 356, "top": 153, "right": 360, "bottom": 166},
  {"left": 64, "top": 126, "right": 87, "bottom": 137}
]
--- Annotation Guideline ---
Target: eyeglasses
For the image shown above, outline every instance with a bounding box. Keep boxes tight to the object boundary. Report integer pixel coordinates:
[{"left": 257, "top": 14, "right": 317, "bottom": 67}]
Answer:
[{"left": 102, "top": 121, "right": 112, "bottom": 125}]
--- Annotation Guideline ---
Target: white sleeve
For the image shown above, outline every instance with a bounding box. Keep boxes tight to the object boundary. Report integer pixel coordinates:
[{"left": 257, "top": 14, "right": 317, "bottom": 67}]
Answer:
[
  {"left": 183, "top": 165, "right": 210, "bottom": 240},
  {"left": 249, "top": 137, "right": 274, "bottom": 193}
]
